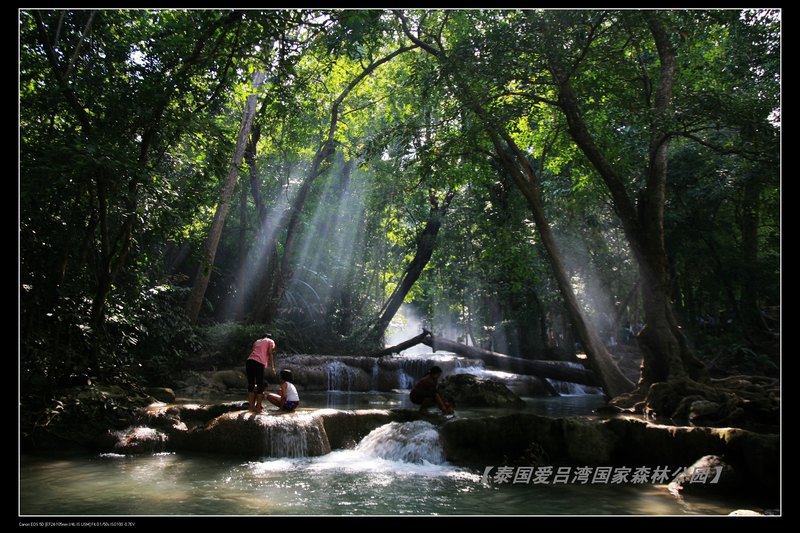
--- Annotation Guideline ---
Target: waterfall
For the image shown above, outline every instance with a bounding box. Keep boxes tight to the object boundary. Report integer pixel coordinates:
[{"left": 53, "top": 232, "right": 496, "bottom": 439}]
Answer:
[
  {"left": 545, "top": 379, "right": 602, "bottom": 396},
  {"left": 546, "top": 362, "right": 604, "bottom": 395},
  {"left": 326, "top": 360, "right": 356, "bottom": 391},
  {"left": 371, "top": 359, "right": 379, "bottom": 391},
  {"left": 355, "top": 421, "right": 446, "bottom": 465},
  {"left": 396, "top": 369, "right": 414, "bottom": 390},
  {"left": 256, "top": 414, "right": 330, "bottom": 458},
  {"left": 383, "top": 354, "right": 483, "bottom": 390}
]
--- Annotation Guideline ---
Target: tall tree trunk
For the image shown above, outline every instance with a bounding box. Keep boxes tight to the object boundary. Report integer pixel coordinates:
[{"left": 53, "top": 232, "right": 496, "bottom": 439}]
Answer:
[
  {"left": 396, "top": 13, "right": 634, "bottom": 397},
  {"left": 739, "top": 173, "right": 768, "bottom": 337},
  {"left": 549, "top": 14, "right": 708, "bottom": 390},
  {"left": 368, "top": 189, "right": 455, "bottom": 342},
  {"left": 185, "top": 71, "right": 266, "bottom": 323},
  {"left": 250, "top": 45, "right": 416, "bottom": 324},
  {"left": 223, "top": 122, "right": 265, "bottom": 321},
  {"left": 494, "top": 144, "right": 635, "bottom": 397}
]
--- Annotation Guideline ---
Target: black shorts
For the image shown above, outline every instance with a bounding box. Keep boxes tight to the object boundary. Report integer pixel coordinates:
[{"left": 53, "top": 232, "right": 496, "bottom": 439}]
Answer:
[
  {"left": 409, "top": 391, "right": 435, "bottom": 405},
  {"left": 246, "top": 359, "right": 265, "bottom": 393}
]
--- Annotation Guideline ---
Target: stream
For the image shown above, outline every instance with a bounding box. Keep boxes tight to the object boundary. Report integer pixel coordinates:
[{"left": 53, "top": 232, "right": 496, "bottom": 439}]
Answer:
[{"left": 19, "top": 392, "right": 768, "bottom": 517}]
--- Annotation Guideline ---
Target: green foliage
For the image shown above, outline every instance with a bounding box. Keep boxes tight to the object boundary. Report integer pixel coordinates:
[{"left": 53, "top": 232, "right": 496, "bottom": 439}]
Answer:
[
  {"left": 199, "top": 321, "right": 287, "bottom": 367},
  {"left": 19, "top": 8, "right": 780, "bottom": 430}
]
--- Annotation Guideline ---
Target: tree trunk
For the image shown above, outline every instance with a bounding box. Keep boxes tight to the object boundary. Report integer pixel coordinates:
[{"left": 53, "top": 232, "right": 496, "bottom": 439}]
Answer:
[
  {"left": 739, "top": 173, "right": 769, "bottom": 337},
  {"left": 185, "top": 71, "right": 266, "bottom": 323},
  {"left": 423, "top": 334, "right": 600, "bottom": 387},
  {"left": 364, "top": 330, "right": 600, "bottom": 387},
  {"left": 549, "top": 14, "right": 708, "bottom": 392},
  {"left": 497, "top": 149, "right": 634, "bottom": 397},
  {"left": 395, "top": 15, "right": 634, "bottom": 398},
  {"left": 250, "top": 45, "right": 416, "bottom": 324},
  {"left": 368, "top": 190, "right": 455, "bottom": 342}
]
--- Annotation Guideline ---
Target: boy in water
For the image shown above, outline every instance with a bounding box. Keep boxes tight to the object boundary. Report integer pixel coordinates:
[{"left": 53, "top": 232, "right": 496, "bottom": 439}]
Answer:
[
  {"left": 409, "top": 366, "right": 454, "bottom": 414},
  {"left": 267, "top": 369, "right": 300, "bottom": 412}
]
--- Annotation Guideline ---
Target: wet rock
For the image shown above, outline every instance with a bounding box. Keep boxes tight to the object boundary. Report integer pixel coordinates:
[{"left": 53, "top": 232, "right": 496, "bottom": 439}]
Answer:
[
  {"left": 109, "top": 426, "right": 169, "bottom": 454},
  {"left": 667, "top": 455, "right": 744, "bottom": 498},
  {"left": 146, "top": 387, "right": 176, "bottom": 403},
  {"left": 137, "top": 403, "right": 183, "bottom": 431},
  {"left": 438, "top": 413, "right": 778, "bottom": 500},
  {"left": 439, "top": 413, "right": 617, "bottom": 465},
  {"left": 172, "top": 410, "right": 331, "bottom": 457},
  {"left": 438, "top": 373, "right": 526, "bottom": 407},
  {"left": 177, "top": 401, "right": 248, "bottom": 423},
  {"left": 315, "top": 408, "right": 395, "bottom": 449},
  {"left": 211, "top": 369, "right": 248, "bottom": 390}
]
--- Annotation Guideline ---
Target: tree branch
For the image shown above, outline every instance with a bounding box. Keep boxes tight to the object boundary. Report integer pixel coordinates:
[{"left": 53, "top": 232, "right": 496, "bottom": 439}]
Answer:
[{"left": 33, "top": 11, "right": 92, "bottom": 134}]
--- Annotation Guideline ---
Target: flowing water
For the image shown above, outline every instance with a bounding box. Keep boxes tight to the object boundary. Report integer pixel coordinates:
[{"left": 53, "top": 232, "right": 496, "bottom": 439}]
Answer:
[{"left": 19, "top": 394, "right": 769, "bottom": 517}]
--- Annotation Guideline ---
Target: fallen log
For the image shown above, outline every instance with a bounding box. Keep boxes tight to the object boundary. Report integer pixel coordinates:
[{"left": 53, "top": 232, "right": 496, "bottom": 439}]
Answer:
[
  {"left": 422, "top": 334, "right": 601, "bottom": 388},
  {"left": 369, "top": 329, "right": 601, "bottom": 388},
  {"left": 362, "top": 329, "right": 431, "bottom": 358}
]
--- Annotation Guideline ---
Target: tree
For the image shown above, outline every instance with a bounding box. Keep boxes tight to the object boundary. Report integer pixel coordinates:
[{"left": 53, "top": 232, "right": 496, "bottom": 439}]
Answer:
[
  {"left": 21, "top": 9, "right": 250, "bottom": 376},
  {"left": 368, "top": 188, "right": 455, "bottom": 341},
  {"left": 396, "top": 10, "right": 635, "bottom": 397},
  {"left": 185, "top": 70, "right": 266, "bottom": 323},
  {"left": 250, "top": 42, "right": 417, "bottom": 324},
  {"left": 529, "top": 12, "right": 707, "bottom": 389}
]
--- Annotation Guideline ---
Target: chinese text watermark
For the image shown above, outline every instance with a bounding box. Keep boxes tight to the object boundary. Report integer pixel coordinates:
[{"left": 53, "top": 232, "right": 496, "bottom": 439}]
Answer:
[{"left": 481, "top": 465, "right": 722, "bottom": 485}]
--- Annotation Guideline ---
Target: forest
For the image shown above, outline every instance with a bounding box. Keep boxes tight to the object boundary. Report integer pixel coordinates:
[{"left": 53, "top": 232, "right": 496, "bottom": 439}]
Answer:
[{"left": 19, "top": 9, "right": 779, "bottom": 441}]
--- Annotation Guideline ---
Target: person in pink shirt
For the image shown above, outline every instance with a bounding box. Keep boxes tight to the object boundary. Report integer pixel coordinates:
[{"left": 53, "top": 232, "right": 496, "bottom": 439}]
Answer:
[{"left": 245, "top": 333, "right": 276, "bottom": 412}]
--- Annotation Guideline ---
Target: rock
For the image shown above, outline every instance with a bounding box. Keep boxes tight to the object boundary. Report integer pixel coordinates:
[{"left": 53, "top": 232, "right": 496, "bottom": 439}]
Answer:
[
  {"left": 315, "top": 409, "right": 395, "bottom": 449},
  {"left": 688, "top": 400, "right": 723, "bottom": 425},
  {"left": 438, "top": 413, "right": 778, "bottom": 502},
  {"left": 172, "top": 410, "right": 331, "bottom": 457},
  {"left": 438, "top": 373, "right": 526, "bottom": 407},
  {"left": 439, "top": 412, "right": 617, "bottom": 465},
  {"left": 146, "top": 387, "right": 176, "bottom": 403},
  {"left": 211, "top": 369, "right": 248, "bottom": 390},
  {"left": 137, "top": 404, "right": 182, "bottom": 431},
  {"left": 500, "top": 374, "right": 553, "bottom": 397},
  {"left": 173, "top": 371, "right": 227, "bottom": 399},
  {"left": 109, "top": 426, "right": 169, "bottom": 454},
  {"left": 668, "top": 455, "right": 744, "bottom": 497},
  {"left": 177, "top": 401, "right": 248, "bottom": 423},
  {"left": 729, "top": 510, "right": 762, "bottom": 516}
]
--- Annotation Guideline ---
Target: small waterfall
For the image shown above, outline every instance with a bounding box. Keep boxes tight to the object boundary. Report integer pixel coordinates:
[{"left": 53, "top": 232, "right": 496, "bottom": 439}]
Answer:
[
  {"left": 546, "top": 361, "right": 604, "bottom": 395},
  {"left": 256, "top": 414, "right": 330, "bottom": 458},
  {"left": 396, "top": 370, "right": 414, "bottom": 390},
  {"left": 383, "top": 354, "right": 483, "bottom": 390},
  {"left": 326, "top": 360, "right": 356, "bottom": 391},
  {"left": 355, "top": 421, "right": 446, "bottom": 464},
  {"left": 545, "top": 379, "right": 602, "bottom": 396},
  {"left": 371, "top": 359, "right": 379, "bottom": 391}
]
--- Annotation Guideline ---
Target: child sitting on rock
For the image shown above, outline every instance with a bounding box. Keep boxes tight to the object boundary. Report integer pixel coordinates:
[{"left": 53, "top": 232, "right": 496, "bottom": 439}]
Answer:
[{"left": 267, "top": 368, "right": 300, "bottom": 412}]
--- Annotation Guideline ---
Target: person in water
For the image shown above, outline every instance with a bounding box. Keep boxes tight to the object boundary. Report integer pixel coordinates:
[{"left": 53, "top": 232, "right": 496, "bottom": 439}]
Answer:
[
  {"left": 267, "top": 368, "right": 300, "bottom": 412},
  {"left": 409, "top": 366, "right": 454, "bottom": 414},
  {"left": 245, "top": 333, "right": 276, "bottom": 412}
]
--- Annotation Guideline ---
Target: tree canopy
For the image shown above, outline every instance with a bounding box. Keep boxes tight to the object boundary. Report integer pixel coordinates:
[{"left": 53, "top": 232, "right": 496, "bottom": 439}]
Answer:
[{"left": 20, "top": 9, "right": 780, "bottom": 401}]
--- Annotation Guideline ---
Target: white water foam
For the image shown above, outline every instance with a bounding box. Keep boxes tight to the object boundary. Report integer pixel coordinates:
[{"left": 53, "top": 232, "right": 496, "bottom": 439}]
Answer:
[{"left": 248, "top": 420, "right": 479, "bottom": 481}]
